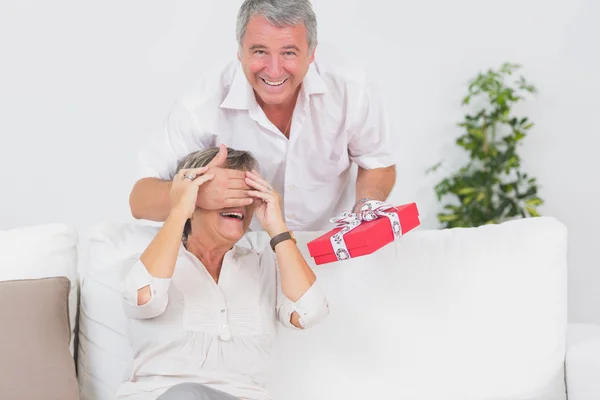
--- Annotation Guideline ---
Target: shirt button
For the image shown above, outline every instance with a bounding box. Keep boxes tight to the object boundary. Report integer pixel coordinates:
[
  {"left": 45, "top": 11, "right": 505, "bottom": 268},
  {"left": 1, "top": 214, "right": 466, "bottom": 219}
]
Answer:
[{"left": 221, "top": 309, "right": 226, "bottom": 313}]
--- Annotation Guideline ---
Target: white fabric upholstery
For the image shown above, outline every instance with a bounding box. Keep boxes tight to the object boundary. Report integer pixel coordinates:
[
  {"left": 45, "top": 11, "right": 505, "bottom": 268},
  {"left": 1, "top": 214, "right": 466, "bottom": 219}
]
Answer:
[
  {"left": 77, "top": 216, "right": 568, "bottom": 400},
  {"left": 77, "top": 222, "right": 158, "bottom": 399},
  {"left": 566, "top": 323, "right": 600, "bottom": 399},
  {"left": 266, "top": 217, "right": 568, "bottom": 400},
  {"left": 0, "top": 223, "right": 79, "bottom": 354}
]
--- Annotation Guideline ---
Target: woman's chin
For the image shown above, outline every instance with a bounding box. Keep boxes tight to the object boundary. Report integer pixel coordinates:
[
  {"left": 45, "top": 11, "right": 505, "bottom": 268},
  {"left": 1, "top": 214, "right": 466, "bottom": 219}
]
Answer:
[{"left": 217, "top": 218, "right": 247, "bottom": 241}]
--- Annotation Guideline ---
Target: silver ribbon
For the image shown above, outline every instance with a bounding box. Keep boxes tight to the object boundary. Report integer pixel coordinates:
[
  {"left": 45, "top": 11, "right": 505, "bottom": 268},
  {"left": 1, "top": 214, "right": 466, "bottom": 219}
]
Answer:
[{"left": 329, "top": 200, "right": 402, "bottom": 261}]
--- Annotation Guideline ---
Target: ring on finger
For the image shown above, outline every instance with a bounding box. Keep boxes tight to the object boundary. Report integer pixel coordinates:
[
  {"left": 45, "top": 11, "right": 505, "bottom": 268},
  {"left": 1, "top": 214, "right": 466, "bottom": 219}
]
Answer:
[{"left": 183, "top": 173, "right": 195, "bottom": 181}]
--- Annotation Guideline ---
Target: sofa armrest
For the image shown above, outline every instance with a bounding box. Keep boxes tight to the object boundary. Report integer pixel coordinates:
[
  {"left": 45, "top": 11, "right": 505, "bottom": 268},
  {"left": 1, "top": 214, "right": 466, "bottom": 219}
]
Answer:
[{"left": 566, "top": 323, "right": 600, "bottom": 399}]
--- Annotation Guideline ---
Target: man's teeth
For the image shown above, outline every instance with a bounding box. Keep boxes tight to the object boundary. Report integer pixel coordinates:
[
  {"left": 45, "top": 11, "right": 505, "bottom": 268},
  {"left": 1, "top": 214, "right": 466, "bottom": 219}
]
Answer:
[
  {"left": 263, "top": 78, "right": 286, "bottom": 86},
  {"left": 220, "top": 212, "right": 243, "bottom": 220}
]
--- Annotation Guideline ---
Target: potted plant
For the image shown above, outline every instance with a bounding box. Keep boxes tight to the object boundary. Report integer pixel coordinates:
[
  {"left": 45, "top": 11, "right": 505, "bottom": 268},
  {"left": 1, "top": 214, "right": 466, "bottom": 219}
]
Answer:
[{"left": 429, "top": 63, "right": 543, "bottom": 229}]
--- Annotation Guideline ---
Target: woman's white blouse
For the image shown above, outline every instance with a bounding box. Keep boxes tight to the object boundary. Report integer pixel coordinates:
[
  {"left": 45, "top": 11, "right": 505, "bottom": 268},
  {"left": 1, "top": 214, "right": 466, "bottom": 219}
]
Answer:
[{"left": 115, "top": 244, "right": 329, "bottom": 400}]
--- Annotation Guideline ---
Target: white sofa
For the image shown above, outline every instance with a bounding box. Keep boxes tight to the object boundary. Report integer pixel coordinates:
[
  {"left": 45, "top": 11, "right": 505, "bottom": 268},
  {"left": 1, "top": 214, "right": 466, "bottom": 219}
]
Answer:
[{"left": 2, "top": 216, "right": 600, "bottom": 400}]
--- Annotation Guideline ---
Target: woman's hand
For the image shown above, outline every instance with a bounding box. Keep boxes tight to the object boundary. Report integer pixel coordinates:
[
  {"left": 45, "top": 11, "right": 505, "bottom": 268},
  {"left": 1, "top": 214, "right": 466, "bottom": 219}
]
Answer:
[
  {"left": 245, "top": 170, "right": 287, "bottom": 237},
  {"left": 170, "top": 167, "right": 215, "bottom": 219}
]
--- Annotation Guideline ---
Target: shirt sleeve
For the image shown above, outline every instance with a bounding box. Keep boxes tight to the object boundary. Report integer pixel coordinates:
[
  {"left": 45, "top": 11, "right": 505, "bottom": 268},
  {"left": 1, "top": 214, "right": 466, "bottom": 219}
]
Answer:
[
  {"left": 135, "top": 100, "right": 214, "bottom": 182},
  {"left": 274, "top": 257, "right": 330, "bottom": 330},
  {"left": 120, "top": 256, "right": 171, "bottom": 320},
  {"left": 347, "top": 81, "right": 396, "bottom": 170}
]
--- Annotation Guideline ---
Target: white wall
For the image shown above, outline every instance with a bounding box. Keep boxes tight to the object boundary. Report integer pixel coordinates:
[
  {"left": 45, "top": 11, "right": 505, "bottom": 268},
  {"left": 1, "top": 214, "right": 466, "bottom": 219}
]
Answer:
[{"left": 1, "top": 0, "right": 598, "bottom": 324}]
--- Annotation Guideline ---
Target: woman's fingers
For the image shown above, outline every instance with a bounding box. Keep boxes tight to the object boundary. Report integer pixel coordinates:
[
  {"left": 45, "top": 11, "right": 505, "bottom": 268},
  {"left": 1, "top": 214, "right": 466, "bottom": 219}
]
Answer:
[
  {"left": 246, "top": 171, "right": 272, "bottom": 190},
  {"left": 192, "top": 173, "right": 215, "bottom": 186},
  {"left": 179, "top": 166, "right": 210, "bottom": 180},
  {"left": 187, "top": 166, "right": 210, "bottom": 174},
  {"left": 247, "top": 190, "right": 270, "bottom": 200},
  {"left": 245, "top": 177, "right": 268, "bottom": 191},
  {"left": 245, "top": 177, "right": 275, "bottom": 195}
]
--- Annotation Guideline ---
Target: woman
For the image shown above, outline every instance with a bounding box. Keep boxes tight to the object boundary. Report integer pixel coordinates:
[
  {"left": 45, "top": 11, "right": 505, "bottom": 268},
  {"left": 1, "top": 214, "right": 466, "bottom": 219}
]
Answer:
[{"left": 116, "top": 148, "right": 329, "bottom": 400}]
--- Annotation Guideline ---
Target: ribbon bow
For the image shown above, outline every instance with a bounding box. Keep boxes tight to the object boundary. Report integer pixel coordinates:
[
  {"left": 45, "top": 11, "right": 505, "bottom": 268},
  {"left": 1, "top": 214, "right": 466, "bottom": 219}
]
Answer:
[{"left": 328, "top": 200, "right": 402, "bottom": 261}]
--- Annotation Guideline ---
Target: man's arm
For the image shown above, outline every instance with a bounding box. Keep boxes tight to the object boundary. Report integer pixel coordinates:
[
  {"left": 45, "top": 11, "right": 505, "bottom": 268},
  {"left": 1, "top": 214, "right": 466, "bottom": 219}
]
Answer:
[
  {"left": 353, "top": 165, "right": 397, "bottom": 212},
  {"left": 130, "top": 178, "right": 172, "bottom": 222},
  {"left": 129, "top": 145, "right": 253, "bottom": 222}
]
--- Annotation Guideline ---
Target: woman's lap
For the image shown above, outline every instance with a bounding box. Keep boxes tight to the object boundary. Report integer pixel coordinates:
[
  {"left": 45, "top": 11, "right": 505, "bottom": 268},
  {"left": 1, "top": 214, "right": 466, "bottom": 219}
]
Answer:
[{"left": 157, "top": 383, "right": 240, "bottom": 400}]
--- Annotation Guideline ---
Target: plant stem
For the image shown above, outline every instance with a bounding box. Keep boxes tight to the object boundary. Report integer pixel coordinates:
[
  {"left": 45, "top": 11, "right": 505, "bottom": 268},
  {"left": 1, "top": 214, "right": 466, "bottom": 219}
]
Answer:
[{"left": 482, "top": 115, "right": 488, "bottom": 155}]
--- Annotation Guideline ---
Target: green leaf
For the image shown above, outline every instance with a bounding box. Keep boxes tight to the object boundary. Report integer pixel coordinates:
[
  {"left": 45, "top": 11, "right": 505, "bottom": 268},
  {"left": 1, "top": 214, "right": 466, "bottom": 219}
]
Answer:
[
  {"left": 458, "top": 187, "right": 477, "bottom": 195},
  {"left": 438, "top": 214, "right": 459, "bottom": 222},
  {"left": 469, "top": 128, "right": 484, "bottom": 139},
  {"left": 526, "top": 206, "right": 540, "bottom": 217},
  {"left": 496, "top": 198, "right": 513, "bottom": 217},
  {"left": 426, "top": 162, "right": 443, "bottom": 174},
  {"left": 518, "top": 186, "right": 537, "bottom": 199},
  {"left": 514, "top": 131, "right": 525, "bottom": 141},
  {"left": 500, "top": 183, "right": 515, "bottom": 193},
  {"left": 526, "top": 197, "right": 543, "bottom": 206},
  {"left": 444, "top": 205, "right": 460, "bottom": 212}
]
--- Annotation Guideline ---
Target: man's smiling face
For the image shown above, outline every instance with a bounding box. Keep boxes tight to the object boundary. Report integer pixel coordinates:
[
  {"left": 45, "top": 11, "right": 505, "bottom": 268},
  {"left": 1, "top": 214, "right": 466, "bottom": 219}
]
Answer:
[{"left": 238, "top": 15, "right": 315, "bottom": 107}]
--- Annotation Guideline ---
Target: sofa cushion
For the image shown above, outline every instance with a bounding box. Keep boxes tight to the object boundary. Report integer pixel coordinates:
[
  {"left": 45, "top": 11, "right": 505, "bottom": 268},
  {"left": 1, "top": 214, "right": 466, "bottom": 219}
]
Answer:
[
  {"left": 79, "top": 217, "right": 567, "bottom": 400},
  {"left": 77, "top": 222, "right": 158, "bottom": 399},
  {"left": 267, "top": 216, "right": 568, "bottom": 400},
  {"left": 0, "top": 277, "right": 79, "bottom": 399},
  {"left": 0, "top": 223, "right": 79, "bottom": 353}
]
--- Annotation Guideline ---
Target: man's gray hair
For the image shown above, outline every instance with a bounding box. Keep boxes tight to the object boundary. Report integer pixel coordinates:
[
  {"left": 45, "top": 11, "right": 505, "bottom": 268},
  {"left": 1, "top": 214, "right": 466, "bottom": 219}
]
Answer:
[
  {"left": 175, "top": 147, "right": 259, "bottom": 175},
  {"left": 236, "top": 0, "right": 318, "bottom": 52}
]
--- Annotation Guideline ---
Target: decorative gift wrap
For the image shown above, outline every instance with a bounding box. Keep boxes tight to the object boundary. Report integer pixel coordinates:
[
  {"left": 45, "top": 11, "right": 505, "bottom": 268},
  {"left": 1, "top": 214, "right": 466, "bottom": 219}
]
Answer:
[{"left": 307, "top": 201, "right": 420, "bottom": 265}]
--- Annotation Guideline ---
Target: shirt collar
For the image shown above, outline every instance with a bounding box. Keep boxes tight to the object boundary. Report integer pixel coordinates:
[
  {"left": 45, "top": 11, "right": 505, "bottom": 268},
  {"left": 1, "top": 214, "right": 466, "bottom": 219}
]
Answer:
[
  {"left": 302, "top": 63, "right": 328, "bottom": 95},
  {"left": 220, "top": 63, "right": 256, "bottom": 110},
  {"left": 220, "top": 62, "right": 328, "bottom": 111}
]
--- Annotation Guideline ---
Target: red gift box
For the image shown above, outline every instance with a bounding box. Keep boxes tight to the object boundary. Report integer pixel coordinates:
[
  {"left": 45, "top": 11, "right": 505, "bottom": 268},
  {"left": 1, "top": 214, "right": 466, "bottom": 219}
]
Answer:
[{"left": 307, "top": 202, "right": 420, "bottom": 265}]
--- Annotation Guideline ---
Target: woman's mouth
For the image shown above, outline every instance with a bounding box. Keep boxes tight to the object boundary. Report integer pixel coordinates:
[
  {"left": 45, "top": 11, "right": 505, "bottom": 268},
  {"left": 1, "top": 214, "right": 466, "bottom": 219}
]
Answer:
[
  {"left": 261, "top": 77, "right": 288, "bottom": 87},
  {"left": 219, "top": 211, "right": 244, "bottom": 221}
]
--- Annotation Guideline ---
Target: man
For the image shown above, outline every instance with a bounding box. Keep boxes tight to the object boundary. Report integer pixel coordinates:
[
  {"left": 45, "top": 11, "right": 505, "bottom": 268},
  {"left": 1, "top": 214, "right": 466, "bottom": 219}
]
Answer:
[{"left": 130, "top": 0, "right": 396, "bottom": 232}]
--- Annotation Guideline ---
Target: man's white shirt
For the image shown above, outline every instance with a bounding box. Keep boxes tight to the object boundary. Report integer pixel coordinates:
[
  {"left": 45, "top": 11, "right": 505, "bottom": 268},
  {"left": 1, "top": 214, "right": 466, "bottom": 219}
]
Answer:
[{"left": 137, "top": 47, "right": 395, "bottom": 231}]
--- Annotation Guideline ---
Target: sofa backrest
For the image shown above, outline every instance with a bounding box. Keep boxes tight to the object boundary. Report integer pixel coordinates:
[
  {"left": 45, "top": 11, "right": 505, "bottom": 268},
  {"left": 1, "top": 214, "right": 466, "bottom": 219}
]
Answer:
[{"left": 77, "top": 217, "right": 568, "bottom": 400}]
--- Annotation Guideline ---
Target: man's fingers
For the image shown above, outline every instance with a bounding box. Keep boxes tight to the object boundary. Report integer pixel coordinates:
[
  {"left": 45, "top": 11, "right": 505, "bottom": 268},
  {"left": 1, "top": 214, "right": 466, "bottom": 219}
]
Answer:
[
  {"left": 206, "top": 144, "right": 228, "bottom": 167},
  {"left": 227, "top": 178, "right": 252, "bottom": 190},
  {"left": 225, "top": 169, "right": 246, "bottom": 179},
  {"left": 223, "top": 198, "right": 254, "bottom": 208},
  {"left": 226, "top": 189, "right": 252, "bottom": 199}
]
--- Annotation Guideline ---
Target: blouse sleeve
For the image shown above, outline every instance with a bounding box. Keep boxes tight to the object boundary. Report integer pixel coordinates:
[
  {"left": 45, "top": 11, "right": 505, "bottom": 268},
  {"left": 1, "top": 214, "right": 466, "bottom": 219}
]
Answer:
[
  {"left": 273, "top": 256, "right": 330, "bottom": 330},
  {"left": 120, "top": 256, "right": 171, "bottom": 320}
]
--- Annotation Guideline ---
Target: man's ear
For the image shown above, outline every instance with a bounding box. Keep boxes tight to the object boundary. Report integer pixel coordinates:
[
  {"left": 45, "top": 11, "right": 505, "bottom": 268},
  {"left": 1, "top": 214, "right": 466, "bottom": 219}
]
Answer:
[{"left": 308, "top": 43, "right": 317, "bottom": 64}]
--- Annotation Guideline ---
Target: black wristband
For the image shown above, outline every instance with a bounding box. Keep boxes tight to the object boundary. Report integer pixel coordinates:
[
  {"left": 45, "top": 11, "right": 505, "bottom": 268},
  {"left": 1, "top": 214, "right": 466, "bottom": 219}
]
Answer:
[{"left": 270, "top": 231, "right": 297, "bottom": 252}]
